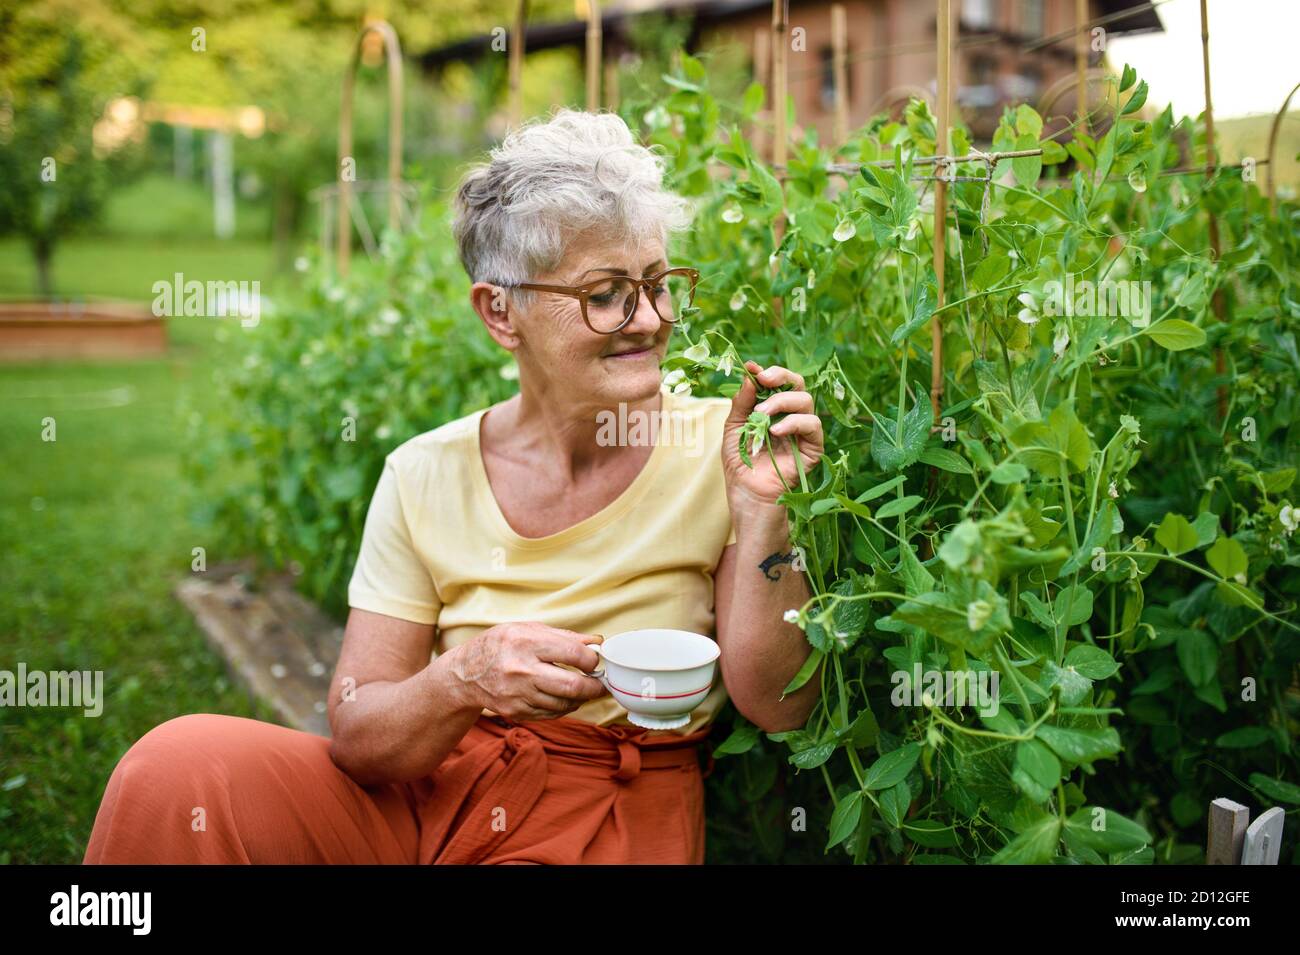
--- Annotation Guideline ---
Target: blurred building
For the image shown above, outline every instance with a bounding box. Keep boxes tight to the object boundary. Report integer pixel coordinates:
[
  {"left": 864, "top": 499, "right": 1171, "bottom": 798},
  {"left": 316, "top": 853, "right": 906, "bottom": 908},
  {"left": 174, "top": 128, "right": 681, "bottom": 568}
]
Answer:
[{"left": 421, "top": 0, "right": 1164, "bottom": 143}]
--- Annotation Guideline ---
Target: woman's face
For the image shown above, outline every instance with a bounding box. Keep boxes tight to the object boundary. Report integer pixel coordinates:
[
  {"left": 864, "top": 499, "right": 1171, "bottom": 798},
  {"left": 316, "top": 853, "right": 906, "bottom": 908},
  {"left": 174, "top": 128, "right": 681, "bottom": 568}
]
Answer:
[{"left": 510, "top": 232, "right": 674, "bottom": 408}]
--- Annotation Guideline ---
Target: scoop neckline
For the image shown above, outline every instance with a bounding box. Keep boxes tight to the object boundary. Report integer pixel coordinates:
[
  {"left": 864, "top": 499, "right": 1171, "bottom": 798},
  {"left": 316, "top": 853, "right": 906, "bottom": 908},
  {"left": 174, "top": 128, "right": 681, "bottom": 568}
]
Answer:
[{"left": 471, "top": 388, "right": 675, "bottom": 549}]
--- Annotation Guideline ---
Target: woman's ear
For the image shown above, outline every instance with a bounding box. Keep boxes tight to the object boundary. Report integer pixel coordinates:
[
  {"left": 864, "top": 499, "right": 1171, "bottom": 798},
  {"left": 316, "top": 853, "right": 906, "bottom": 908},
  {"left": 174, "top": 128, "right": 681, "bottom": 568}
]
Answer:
[{"left": 470, "top": 282, "right": 518, "bottom": 349}]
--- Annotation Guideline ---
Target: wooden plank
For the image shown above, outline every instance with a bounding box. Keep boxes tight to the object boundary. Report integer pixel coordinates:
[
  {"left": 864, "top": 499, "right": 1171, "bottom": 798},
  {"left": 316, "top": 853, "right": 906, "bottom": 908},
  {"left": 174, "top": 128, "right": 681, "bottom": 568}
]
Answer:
[
  {"left": 1206, "top": 797, "right": 1249, "bottom": 865},
  {"left": 1241, "top": 807, "right": 1285, "bottom": 865},
  {"left": 176, "top": 566, "right": 337, "bottom": 737}
]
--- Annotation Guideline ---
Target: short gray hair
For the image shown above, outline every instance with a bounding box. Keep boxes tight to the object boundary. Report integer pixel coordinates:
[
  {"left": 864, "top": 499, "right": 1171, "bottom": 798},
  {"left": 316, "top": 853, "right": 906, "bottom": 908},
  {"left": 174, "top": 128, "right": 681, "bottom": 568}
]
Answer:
[{"left": 452, "top": 109, "right": 694, "bottom": 293}]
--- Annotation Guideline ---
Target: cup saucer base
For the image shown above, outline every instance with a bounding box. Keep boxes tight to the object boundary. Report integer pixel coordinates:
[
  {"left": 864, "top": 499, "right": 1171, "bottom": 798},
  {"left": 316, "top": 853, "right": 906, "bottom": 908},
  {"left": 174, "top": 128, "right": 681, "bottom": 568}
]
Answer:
[{"left": 625, "top": 711, "right": 691, "bottom": 730}]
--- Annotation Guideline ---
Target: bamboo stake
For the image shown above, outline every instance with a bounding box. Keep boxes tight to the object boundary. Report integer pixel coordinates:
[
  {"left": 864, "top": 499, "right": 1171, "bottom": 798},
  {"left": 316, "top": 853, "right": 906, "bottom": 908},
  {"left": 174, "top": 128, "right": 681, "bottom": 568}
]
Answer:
[
  {"left": 586, "top": 0, "right": 602, "bottom": 111},
  {"left": 831, "top": 4, "right": 849, "bottom": 147},
  {"left": 930, "top": 0, "right": 951, "bottom": 421},
  {"left": 753, "top": 28, "right": 770, "bottom": 161},
  {"left": 770, "top": 0, "right": 789, "bottom": 325},
  {"left": 509, "top": 0, "right": 528, "bottom": 127},
  {"left": 337, "top": 20, "right": 404, "bottom": 277},
  {"left": 1076, "top": 0, "right": 1088, "bottom": 130},
  {"left": 604, "top": 48, "right": 620, "bottom": 111},
  {"left": 1200, "top": 0, "right": 1227, "bottom": 420}
]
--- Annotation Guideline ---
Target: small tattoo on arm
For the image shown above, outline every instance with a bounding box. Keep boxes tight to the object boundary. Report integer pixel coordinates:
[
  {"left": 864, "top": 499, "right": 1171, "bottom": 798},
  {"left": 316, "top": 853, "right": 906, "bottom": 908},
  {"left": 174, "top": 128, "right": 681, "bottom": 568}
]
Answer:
[{"left": 759, "top": 550, "right": 796, "bottom": 581}]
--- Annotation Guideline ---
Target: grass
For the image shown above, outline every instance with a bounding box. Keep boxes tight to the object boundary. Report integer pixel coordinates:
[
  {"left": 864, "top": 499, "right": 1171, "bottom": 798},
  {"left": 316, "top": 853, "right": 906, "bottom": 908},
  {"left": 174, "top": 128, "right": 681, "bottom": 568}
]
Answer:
[{"left": 0, "top": 227, "right": 293, "bottom": 863}]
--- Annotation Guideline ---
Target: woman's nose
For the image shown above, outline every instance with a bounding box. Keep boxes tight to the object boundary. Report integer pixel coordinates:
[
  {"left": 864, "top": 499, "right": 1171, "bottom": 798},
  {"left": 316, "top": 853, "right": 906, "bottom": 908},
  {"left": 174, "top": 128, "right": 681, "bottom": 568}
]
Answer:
[{"left": 622, "top": 286, "right": 663, "bottom": 335}]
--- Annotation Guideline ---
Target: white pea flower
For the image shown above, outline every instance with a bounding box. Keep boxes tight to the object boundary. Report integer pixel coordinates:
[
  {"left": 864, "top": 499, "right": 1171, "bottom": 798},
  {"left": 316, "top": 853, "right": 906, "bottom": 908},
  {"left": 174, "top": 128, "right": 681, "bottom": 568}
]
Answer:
[
  {"left": 1017, "top": 292, "right": 1040, "bottom": 326},
  {"left": 718, "top": 351, "right": 735, "bottom": 377},
  {"left": 1053, "top": 323, "right": 1070, "bottom": 359},
  {"left": 833, "top": 218, "right": 857, "bottom": 242},
  {"left": 672, "top": 380, "right": 693, "bottom": 396},
  {"left": 376, "top": 424, "right": 392, "bottom": 441},
  {"left": 379, "top": 306, "right": 401, "bottom": 325},
  {"left": 729, "top": 289, "right": 747, "bottom": 311},
  {"left": 832, "top": 378, "right": 846, "bottom": 401},
  {"left": 722, "top": 206, "right": 744, "bottom": 224},
  {"left": 966, "top": 599, "right": 992, "bottom": 632},
  {"left": 1280, "top": 503, "right": 1298, "bottom": 535},
  {"left": 499, "top": 362, "right": 519, "bottom": 381},
  {"left": 326, "top": 285, "right": 345, "bottom": 303},
  {"left": 1008, "top": 249, "right": 1020, "bottom": 262},
  {"left": 683, "top": 341, "right": 710, "bottom": 363},
  {"left": 783, "top": 609, "right": 801, "bottom": 624},
  {"left": 1128, "top": 168, "right": 1147, "bottom": 193},
  {"left": 1108, "top": 481, "right": 1119, "bottom": 499},
  {"left": 751, "top": 433, "right": 764, "bottom": 458},
  {"left": 662, "top": 368, "right": 686, "bottom": 388}
]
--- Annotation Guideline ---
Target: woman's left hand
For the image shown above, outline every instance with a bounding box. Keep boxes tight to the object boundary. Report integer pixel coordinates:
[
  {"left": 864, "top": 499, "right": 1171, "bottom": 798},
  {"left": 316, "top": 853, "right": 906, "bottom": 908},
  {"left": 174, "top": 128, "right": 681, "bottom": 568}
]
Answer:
[{"left": 722, "top": 360, "right": 825, "bottom": 510}]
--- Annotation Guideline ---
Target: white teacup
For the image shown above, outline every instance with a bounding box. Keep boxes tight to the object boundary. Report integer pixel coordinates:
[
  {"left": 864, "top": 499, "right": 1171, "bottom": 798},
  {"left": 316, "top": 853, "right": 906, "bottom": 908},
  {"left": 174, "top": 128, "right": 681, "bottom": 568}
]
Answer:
[{"left": 586, "top": 629, "right": 720, "bottom": 730}]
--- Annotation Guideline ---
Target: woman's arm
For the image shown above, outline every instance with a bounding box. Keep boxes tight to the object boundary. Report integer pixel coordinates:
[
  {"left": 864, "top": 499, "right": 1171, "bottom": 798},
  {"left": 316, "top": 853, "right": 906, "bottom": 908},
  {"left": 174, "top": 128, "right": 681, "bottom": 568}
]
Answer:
[
  {"left": 327, "top": 610, "right": 606, "bottom": 786},
  {"left": 714, "top": 360, "right": 827, "bottom": 733},
  {"left": 327, "top": 609, "right": 482, "bottom": 786},
  {"left": 713, "top": 506, "right": 823, "bottom": 733}
]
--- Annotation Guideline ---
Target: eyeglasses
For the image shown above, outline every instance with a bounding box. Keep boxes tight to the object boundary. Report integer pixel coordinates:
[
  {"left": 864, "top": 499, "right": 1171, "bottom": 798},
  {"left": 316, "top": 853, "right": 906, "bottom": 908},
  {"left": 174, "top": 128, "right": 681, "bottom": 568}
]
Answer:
[{"left": 503, "top": 267, "right": 700, "bottom": 334}]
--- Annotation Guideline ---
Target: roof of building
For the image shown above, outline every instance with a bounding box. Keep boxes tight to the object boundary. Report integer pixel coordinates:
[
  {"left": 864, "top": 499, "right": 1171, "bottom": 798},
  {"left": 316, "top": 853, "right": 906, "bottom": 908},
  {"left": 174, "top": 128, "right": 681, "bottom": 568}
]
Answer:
[{"left": 419, "top": 0, "right": 1164, "bottom": 68}]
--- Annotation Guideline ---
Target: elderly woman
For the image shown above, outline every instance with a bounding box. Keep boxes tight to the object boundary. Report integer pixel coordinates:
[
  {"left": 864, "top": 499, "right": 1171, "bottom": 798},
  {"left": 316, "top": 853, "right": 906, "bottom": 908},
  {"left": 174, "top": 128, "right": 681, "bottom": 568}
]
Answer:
[{"left": 83, "top": 109, "right": 824, "bottom": 865}]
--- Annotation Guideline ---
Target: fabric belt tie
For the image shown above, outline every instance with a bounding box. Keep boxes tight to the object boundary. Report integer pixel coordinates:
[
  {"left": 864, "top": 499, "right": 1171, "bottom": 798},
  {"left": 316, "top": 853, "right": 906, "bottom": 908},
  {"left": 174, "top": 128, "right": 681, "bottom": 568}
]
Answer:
[{"left": 419, "top": 716, "right": 710, "bottom": 864}]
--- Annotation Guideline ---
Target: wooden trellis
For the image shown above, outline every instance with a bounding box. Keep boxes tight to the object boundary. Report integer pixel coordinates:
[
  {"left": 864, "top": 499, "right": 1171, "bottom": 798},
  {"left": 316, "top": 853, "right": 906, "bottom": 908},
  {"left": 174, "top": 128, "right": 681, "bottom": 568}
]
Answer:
[{"left": 331, "top": 19, "right": 413, "bottom": 277}]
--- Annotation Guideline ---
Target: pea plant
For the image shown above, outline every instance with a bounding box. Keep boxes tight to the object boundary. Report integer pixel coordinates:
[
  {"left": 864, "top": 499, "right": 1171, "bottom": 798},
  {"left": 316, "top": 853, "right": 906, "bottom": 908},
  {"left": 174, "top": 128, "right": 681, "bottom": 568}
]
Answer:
[{"left": 646, "top": 54, "right": 1300, "bottom": 863}]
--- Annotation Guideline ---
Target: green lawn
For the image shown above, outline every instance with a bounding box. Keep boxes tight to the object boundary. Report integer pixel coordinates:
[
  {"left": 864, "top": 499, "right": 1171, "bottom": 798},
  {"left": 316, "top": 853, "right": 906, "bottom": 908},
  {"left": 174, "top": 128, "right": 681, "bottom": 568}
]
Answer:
[{"left": 0, "top": 235, "right": 290, "bottom": 863}]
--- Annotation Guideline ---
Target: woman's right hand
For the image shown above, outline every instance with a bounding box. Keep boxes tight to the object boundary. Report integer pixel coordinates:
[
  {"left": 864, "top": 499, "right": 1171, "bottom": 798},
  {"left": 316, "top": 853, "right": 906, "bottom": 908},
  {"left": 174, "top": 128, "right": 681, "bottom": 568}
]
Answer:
[{"left": 448, "top": 622, "right": 607, "bottom": 721}]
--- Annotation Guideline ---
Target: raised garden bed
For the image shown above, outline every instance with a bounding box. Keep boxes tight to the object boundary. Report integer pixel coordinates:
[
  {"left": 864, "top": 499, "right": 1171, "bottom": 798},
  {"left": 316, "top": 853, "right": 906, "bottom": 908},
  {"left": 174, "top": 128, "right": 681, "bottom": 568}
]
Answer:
[{"left": 0, "top": 301, "right": 167, "bottom": 361}]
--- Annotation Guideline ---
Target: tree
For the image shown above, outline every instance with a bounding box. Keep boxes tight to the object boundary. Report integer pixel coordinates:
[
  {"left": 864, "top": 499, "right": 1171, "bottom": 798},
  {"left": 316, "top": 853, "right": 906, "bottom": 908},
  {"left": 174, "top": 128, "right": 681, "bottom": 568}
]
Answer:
[{"left": 0, "top": 0, "right": 148, "bottom": 296}]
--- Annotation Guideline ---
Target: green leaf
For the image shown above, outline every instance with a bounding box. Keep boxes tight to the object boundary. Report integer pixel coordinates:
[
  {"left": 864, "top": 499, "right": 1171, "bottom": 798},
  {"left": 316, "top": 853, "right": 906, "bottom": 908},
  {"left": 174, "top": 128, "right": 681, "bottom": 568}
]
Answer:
[
  {"left": 879, "top": 779, "right": 910, "bottom": 829},
  {"left": 855, "top": 475, "right": 905, "bottom": 503},
  {"left": 919, "top": 447, "right": 972, "bottom": 474},
  {"left": 863, "top": 742, "right": 922, "bottom": 790},
  {"left": 1056, "top": 584, "right": 1094, "bottom": 629},
  {"left": 1012, "top": 132, "right": 1042, "bottom": 187},
  {"left": 892, "top": 273, "right": 937, "bottom": 343},
  {"left": 782, "top": 648, "right": 824, "bottom": 695},
  {"left": 1145, "top": 319, "right": 1206, "bottom": 351},
  {"left": 1192, "top": 512, "right": 1220, "bottom": 546},
  {"left": 1121, "top": 80, "right": 1148, "bottom": 115},
  {"left": 1064, "top": 645, "right": 1119, "bottom": 679},
  {"left": 1039, "top": 661, "right": 1093, "bottom": 706},
  {"left": 741, "top": 81, "right": 765, "bottom": 118},
  {"left": 870, "top": 396, "right": 933, "bottom": 472},
  {"left": 1155, "top": 513, "right": 1199, "bottom": 555},
  {"left": 1064, "top": 807, "right": 1151, "bottom": 854},
  {"left": 990, "top": 461, "right": 1030, "bottom": 484},
  {"left": 1013, "top": 739, "right": 1062, "bottom": 803},
  {"left": 713, "top": 722, "right": 761, "bottom": 756},
  {"left": 1206, "top": 537, "right": 1247, "bottom": 580},
  {"left": 991, "top": 815, "right": 1061, "bottom": 864},
  {"left": 1214, "top": 727, "right": 1272, "bottom": 749},
  {"left": 1250, "top": 773, "right": 1300, "bottom": 805},
  {"left": 1176, "top": 630, "right": 1218, "bottom": 687},
  {"left": 1035, "top": 725, "right": 1121, "bottom": 764},
  {"left": 1119, "top": 64, "right": 1136, "bottom": 92},
  {"left": 826, "top": 789, "right": 864, "bottom": 850},
  {"left": 876, "top": 495, "right": 923, "bottom": 519}
]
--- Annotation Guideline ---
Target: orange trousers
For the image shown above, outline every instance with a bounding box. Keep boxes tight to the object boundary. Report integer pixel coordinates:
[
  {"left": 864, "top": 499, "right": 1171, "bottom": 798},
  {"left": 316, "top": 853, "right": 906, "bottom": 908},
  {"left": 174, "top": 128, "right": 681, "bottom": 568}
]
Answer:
[{"left": 82, "top": 712, "right": 713, "bottom": 865}]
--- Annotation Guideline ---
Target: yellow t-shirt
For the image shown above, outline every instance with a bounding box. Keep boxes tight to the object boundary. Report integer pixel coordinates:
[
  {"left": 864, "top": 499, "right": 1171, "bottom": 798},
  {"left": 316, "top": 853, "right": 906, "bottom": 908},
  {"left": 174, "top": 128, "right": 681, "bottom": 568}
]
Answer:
[{"left": 346, "top": 386, "right": 737, "bottom": 736}]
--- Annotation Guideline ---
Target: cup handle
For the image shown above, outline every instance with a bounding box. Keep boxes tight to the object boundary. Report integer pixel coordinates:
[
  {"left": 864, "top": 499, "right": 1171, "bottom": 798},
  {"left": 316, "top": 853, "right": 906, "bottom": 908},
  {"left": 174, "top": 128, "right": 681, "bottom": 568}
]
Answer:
[{"left": 584, "top": 641, "right": 606, "bottom": 680}]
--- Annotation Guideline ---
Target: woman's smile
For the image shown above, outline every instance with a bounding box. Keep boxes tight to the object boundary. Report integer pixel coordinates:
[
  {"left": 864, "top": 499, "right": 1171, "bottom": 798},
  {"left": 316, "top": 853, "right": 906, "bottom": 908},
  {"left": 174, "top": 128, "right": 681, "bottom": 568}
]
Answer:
[{"left": 603, "top": 344, "right": 656, "bottom": 361}]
